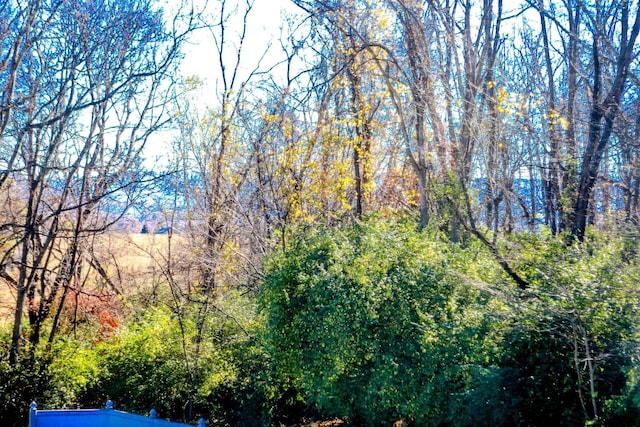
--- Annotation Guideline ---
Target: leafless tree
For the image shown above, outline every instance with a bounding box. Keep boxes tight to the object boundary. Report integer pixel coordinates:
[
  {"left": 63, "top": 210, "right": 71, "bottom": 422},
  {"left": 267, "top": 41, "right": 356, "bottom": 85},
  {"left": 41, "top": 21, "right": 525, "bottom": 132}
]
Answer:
[{"left": 0, "top": 0, "right": 195, "bottom": 363}]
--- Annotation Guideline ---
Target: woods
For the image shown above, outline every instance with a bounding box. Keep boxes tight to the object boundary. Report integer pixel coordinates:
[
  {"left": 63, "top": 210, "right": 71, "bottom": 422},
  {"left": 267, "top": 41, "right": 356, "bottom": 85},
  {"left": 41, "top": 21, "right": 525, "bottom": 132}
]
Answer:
[{"left": 1, "top": 0, "right": 640, "bottom": 425}]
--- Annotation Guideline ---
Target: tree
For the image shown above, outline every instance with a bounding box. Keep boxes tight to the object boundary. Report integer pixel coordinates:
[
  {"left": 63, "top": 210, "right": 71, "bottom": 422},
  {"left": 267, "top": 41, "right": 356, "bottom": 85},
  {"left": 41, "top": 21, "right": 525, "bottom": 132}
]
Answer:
[
  {"left": 160, "top": 0, "right": 286, "bottom": 418},
  {"left": 0, "top": 0, "right": 193, "bottom": 363},
  {"left": 523, "top": 0, "right": 640, "bottom": 240},
  {"left": 568, "top": 0, "right": 640, "bottom": 241}
]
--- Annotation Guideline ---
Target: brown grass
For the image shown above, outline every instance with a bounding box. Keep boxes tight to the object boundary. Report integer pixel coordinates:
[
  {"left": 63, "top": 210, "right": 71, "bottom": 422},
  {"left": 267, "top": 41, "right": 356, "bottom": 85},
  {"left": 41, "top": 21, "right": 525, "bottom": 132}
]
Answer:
[
  {"left": 0, "top": 232, "right": 190, "bottom": 328},
  {"left": 0, "top": 285, "right": 16, "bottom": 326}
]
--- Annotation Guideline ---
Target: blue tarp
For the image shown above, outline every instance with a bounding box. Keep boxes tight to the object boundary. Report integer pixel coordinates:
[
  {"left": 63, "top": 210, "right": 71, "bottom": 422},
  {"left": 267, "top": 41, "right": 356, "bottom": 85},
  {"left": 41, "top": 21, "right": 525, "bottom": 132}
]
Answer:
[{"left": 28, "top": 402, "right": 204, "bottom": 427}]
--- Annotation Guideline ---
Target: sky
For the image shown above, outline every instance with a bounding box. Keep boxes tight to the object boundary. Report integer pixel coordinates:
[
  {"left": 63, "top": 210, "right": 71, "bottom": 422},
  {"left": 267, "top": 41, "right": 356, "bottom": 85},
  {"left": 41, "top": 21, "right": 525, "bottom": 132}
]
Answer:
[
  {"left": 179, "top": 0, "right": 299, "bottom": 96},
  {"left": 144, "top": 0, "right": 299, "bottom": 167}
]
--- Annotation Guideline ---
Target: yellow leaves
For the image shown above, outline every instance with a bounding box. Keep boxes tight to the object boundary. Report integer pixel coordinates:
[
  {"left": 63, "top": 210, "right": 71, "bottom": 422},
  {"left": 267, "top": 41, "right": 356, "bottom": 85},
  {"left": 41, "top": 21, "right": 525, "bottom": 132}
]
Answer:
[
  {"left": 497, "top": 86, "right": 508, "bottom": 102},
  {"left": 490, "top": 86, "right": 570, "bottom": 134},
  {"left": 372, "top": 7, "right": 393, "bottom": 33},
  {"left": 281, "top": 123, "right": 293, "bottom": 140},
  {"left": 183, "top": 75, "right": 204, "bottom": 90},
  {"left": 265, "top": 114, "right": 280, "bottom": 126},
  {"left": 379, "top": 15, "right": 389, "bottom": 30},
  {"left": 556, "top": 116, "right": 569, "bottom": 129},
  {"left": 218, "top": 239, "right": 243, "bottom": 282},
  {"left": 496, "top": 86, "right": 511, "bottom": 114},
  {"left": 547, "top": 109, "right": 569, "bottom": 131}
]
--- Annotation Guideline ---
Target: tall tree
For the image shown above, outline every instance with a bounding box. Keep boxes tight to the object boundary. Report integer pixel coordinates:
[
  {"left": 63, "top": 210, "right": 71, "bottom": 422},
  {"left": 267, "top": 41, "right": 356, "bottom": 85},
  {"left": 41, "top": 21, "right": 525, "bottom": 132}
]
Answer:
[
  {"left": 0, "top": 0, "right": 192, "bottom": 363},
  {"left": 524, "top": 0, "right": 640, "bottom": 240},
  {"left": 568, "top": 0, "right": 640, "bottom": 241}
]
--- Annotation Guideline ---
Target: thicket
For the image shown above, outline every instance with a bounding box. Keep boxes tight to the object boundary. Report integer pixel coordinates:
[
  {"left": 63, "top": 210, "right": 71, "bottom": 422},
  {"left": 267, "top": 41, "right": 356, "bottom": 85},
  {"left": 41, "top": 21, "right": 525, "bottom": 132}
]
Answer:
[
  {"left": 260, "top": 219, "right": 640, "bottom": 426},
  {"left": 1, "top": 218, "right": 639, "bottom": 426}
]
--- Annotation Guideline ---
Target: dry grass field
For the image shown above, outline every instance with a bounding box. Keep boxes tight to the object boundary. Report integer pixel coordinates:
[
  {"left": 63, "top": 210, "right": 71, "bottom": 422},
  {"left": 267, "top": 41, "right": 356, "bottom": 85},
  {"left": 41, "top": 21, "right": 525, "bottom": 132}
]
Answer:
[
  {"left": 93, "top": 232, "right": 175, "bottom": 274},
  {"left": 0, "top": 232, "right": 190, "bottom": 329},
  {"left": 0, "top": 281, "right": 16, "bottom": 326}
]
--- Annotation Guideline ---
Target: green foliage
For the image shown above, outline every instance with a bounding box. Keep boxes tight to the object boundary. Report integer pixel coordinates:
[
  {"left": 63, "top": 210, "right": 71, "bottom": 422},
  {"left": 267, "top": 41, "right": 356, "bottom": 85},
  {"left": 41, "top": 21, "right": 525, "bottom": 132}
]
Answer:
[
  {"left": 503, "top": 231, "right": 640, "bottom": 425},
  {"left": 0, "top": 348, "right": 54, "bottom": 427},
  {"left": 260, "top": 218, "right": 504, "bottom": 425},
  {"left": 91, "top": 302, "right": 266, "bottom": 425},
  {"left": 2, "top": 220, "right": 639, "bottom": 427},
  {"left": 96, "top": 307, "right": 203, "bottom": 418},
  {"left": 0, "top": 292, "right": 269, "bottom": 426},
  {"left": 46, "top": 340, "right": 104, "bottom": 409},
  {"left": 0, "top": 333, "right": 102, "bottom": 427},
  {"left": 260, "top": 220, "right": 640, "bottom": 426}
]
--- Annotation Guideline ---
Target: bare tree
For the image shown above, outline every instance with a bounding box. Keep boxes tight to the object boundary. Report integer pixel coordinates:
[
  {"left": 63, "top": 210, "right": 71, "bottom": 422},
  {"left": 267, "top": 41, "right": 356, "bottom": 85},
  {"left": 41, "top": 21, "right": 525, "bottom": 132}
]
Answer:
[
  {"left": 0, "top": 0, "right": 194, "bottom": 363},
  {"left": 567, "top": 0, "right": 640, "bottom": 241}
]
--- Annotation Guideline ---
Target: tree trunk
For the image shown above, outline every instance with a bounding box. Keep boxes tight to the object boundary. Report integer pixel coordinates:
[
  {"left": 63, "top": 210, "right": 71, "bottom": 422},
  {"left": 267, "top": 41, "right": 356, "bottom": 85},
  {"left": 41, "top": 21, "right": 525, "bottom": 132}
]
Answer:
[{"left": 569, "top": 3, "right": 640, "bottom": 241}]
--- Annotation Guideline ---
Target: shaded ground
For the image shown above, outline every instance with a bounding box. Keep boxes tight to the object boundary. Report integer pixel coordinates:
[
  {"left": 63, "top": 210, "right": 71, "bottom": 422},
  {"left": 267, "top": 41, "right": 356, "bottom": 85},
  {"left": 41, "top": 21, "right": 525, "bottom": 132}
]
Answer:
[{"left": 294, "top": 420, "right": 344, "bottom": 427}]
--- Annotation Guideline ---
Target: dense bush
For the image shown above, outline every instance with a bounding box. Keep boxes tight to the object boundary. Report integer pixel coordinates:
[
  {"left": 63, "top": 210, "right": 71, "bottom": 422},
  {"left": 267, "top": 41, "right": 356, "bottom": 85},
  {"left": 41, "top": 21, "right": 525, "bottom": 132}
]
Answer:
[
  {"left": 90, "top": 302, "right": 268, "bottom": 426},
  {"left": 0, "top": 332, "right": 103, "bottom": 427},
  {"left": 259, "top": 219, "right": 504, "bottom": 425},
  {"left": 259, "top": 219, "right": 640, "bottom": 426},
  {"left": 0, "top": 350, "right": 54, "bottom": 427},
  {"left": 0, "top": 295, "right": 269, "bottom": 426},
  {"left": 504, "top": 231, "right": 640, "bottom": 426}
]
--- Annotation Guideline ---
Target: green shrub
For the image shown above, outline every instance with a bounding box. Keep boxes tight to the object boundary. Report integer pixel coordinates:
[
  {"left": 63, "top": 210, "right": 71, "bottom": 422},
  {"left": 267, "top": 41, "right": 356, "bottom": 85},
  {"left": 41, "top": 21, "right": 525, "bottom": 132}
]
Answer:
[
  {"left": 0, "top": 352, "right": 54, "bottom": 427},
  {"left": 89, "top": 299, "right": 268, "bottom": 426},
  {"left": 503, "top": 231, "right": 640, "bottom": 426},
  {"left": 260, "top": 219, "right": 502, "bottom": 425}
]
